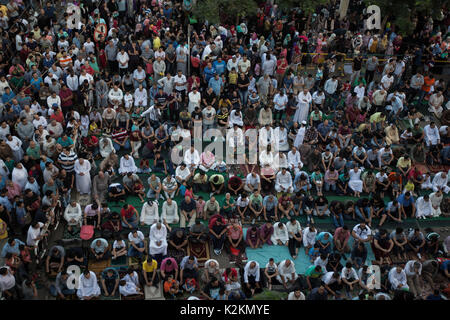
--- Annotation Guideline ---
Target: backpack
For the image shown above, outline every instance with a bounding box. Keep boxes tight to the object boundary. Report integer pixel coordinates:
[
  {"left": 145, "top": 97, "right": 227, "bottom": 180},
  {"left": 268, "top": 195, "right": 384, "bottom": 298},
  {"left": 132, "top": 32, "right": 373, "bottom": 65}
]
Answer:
[{"left": 80, "top": 225, "right": 94, "bottom": 240}]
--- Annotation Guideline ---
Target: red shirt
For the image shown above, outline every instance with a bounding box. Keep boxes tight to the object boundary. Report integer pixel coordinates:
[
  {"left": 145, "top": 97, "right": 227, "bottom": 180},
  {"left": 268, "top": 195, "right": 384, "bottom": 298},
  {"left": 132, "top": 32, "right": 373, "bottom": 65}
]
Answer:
[{"left": 121, "top": 205, "right": 136, "bottom": 219}]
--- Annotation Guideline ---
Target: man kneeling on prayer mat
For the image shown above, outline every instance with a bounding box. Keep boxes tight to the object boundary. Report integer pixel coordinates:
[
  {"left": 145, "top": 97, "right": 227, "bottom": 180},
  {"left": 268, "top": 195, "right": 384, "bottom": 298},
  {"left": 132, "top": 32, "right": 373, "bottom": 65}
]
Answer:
[
  {"left": 77, "top": 269, "right": 101, "bottom": 300},
  {"left": 271, "top": 222, "right": 289, "bottom": 246},
  {"left": 119, "top": 279, "right": 144, "bottom": 297},
  {"left": 149, "top": 222, "right": 168, "bottom": 260},
  {"left": 100, "top": 267, "right": 119, "bottom": 297}
]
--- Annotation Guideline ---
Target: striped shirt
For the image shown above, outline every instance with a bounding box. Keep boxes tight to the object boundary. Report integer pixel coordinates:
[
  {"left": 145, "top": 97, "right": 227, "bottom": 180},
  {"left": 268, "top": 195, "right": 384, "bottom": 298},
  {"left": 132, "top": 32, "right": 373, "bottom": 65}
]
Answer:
[
  {"left": 59, "top": 56, "right": 72, "bottom": 69},
  {"left": 112, "top": 129, "right": 128, "bottom": 142},
  {"left": 58, "top": 151, "right": 78, "bottom": 172}
]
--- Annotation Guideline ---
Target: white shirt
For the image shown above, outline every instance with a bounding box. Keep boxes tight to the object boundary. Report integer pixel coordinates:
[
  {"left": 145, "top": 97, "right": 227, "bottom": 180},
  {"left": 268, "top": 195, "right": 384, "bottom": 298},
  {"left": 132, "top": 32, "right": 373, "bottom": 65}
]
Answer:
[
  {"left": 388, "top": 267, "right": 407, "bottom": 288},
  {"left": 27, "top": 222, "right": 44, "bottom": 246},
  {"left": 276, "top": 171, "right": 293, "bottom": 189},
  {"left": 184, "top": 149, "right": 200, "bottom": 166},
  {"left": 405, "top": 260, "right": 422, "bottom": 277},
  {"left": 352, "top": 224, "right": 372, "bottom": 240},
  {"left": 243, "top": 261, "right": 260, "bottom": 283},
  {"left": 354, "top": 85, "right": 365, "bottom": 99},
  {"left": 117, "top": 51, "right": 129, "bottom": 68},
  {"left": 288, "top": 150, "right": 303, "bottom": 168},
  {"left": 128, "top": 230, "right": 145, "bottom": 244}
]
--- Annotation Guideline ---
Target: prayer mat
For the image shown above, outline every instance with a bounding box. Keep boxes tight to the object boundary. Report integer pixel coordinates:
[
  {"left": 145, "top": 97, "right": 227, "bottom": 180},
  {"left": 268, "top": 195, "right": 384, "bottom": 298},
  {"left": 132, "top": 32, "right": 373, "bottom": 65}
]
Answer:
[
  {"left": 127, "top": 239, "right": 148, "bottom": 266},
  {"left": 428, "top": 164, "right": 449, "bottom": 174},
  {"left": 100, "top": 294, "right": 120, "bottom": 300},
  {"left": 187, "top": 240, "right": 210, "bottom": 264},
  {"left": 128, "top": 256, "right": 142, "bottom": 266},
  {"left": 62, "top": 226, "right": 81, "bottom": 240},
  {"left": 167, "top": 248, "right": 186, "bottom": 265},
  {"left": 121, "top": 293, "right": 144, "bottom": 300},
  {"left": 144, "top": 283, "right": 165, "bottom": 300},
  {"left": 88, "top": 259, "right": 111, "bottom": 276},
  {"left": 414, "top": 164, "right": 429, "bottom": 174},
  {"left": 110, "top": 255, "right": 128, "bottom": 266}
]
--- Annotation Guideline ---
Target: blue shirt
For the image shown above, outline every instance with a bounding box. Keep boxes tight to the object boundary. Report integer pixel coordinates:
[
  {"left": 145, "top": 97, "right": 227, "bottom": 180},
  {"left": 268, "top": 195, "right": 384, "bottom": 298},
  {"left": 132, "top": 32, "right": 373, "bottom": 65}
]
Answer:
[
  {"left": 208, "top": 77, "right": 223, "bottom": 97},
  {"left": 212, "top": 60, "right": 226, "bottom": 75},
  {"left": 1, "top": 239, "right": 24, "bottom": 257},
  {"left": 2, "top": 91, "right": 15, "bottom": 105},
  {"left": 316, "top": 232, "right": 333, "bottom": 244},
  {"left": 0, "top": 196, "right": 12, "bottom": 211},
  {"left": 263, "top": 196, "right": 278, "bottom": 211},
  {"left": 203, "top": 66, "right": 215, "bottom": 83},
  {"left": 397, "top": 194, "right": 415, "bottom": 207}
]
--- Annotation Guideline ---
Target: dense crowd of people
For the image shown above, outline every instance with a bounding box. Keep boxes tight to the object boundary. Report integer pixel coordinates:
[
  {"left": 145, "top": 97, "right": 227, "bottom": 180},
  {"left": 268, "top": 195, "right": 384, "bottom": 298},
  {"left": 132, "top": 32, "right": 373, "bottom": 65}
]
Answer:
[{"left": 0, "top": 0, "right": 449, "bottom": 301}]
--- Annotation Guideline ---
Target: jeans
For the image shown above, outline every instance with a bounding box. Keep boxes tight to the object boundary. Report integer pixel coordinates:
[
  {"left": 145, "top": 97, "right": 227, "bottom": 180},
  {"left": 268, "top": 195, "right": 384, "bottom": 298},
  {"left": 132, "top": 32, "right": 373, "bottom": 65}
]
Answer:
[
  {"left": 122, "top": 215, "right": 138, "bottom": 228},
  {"left": 355, "top": 206, "right": 371, "bottom": 222},
  {"left": 113, "top": 140, "right": 131, "bottom": 152},
  {"left": 324, "top": 182, "right": 337, "bottom": 192},
  {"left": 49, "top": 285, "right": 76, "bottom": 297},
  {"left": 239, "top": 90, "right": 248, "bottom": 105},
  {"left": 128, "top": 241, "right": 145, "bottom": 258},
  {"left": 332, "top": 213, "right": 344, "bottom": 228}
]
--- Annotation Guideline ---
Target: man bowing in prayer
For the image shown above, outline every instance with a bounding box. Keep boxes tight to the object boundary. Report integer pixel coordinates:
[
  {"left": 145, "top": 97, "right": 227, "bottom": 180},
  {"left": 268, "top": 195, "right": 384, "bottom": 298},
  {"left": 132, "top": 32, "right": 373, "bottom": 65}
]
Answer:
[{"left": 74, "top": 158, "right": 91, "bottom": 195}]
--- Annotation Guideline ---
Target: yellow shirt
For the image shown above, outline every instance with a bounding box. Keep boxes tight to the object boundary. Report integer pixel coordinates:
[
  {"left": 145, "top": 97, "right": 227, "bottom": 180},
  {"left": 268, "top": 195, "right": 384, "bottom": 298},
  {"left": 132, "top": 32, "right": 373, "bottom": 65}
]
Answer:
[
  {"left": 0, "top": 5, "right": 7, "bottom": 17},
  {"left": 228, "top": 72, "right": 238, "bottom": 85},
  {"left": 405, "top": 181, "right": 414, "bottom": 192},
  {"left": 0, "top": 218, "right": 8, "bottom": 240},
  {"left": 153, "top": 37, "right": 161, "bottom": 51},
  {"left": 142, "top": 259, "right": 158, "bottom": 273},
  {"left": 397, "top": 157, "right": 411, "bottom": 169},
  {"left": 369, "top": 112, "right": 384, "bottom": 123}
]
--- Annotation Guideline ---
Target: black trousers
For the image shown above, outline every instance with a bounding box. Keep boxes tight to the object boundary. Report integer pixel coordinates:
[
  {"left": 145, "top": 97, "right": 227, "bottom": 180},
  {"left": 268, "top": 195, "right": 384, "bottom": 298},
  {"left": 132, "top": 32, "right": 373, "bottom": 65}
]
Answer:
[{"left": 288, "top": 235, "right": 302, "bottom": 256}]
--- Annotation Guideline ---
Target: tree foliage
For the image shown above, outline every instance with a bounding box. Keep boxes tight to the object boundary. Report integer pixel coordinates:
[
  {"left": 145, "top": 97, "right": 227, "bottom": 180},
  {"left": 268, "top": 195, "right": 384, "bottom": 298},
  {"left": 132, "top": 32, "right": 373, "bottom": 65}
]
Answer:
[
  {"left": 276, "top": 0, "right": 329, "bottom": 15},
  {"left": 364, "top": 0, "right": 446, "bottom": 35},
  {"left": 191, "top": 0, "right": 259, "bottom": 25}
]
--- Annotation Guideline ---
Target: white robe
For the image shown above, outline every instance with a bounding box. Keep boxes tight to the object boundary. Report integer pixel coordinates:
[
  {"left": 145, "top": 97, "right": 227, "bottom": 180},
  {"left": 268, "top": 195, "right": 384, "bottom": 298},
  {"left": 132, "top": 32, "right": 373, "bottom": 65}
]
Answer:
[
  {"left": 429, "top": 192, "right": 443, "bottom": 217},
  {"left": 432, "top": 172, "right": 450, "bottom": 193},
  {"left": 229, "top": 110, "right": 244, "bottom": 127},
  {"left": 184, "top": 149, "right": 200, "bottom": 168},
  {"left": 294, "top": 91, "right": 311, "bottom": 124},
  {"left": 99, "top": 137, "right": 115, "bottom": 158},
  {"left": 271, "top": 223, "right": 289, "bottom": 245},
  {"left": 293, "top": 127, "right": 306, "bottom": 148},
  {"left": 416, "top": 197, "right": 433, "bottom": 218},
  {"left": 140, "top": 201, "right": 159, "bottom": 225},
  {"left": 349, "top": 169, "right": 364, "bottom": 193},
  {"left": 259, "top": 151, "right": 274, "bottom": 167},
  {"left": 119, "top": 156, "right": 138, "bottom": 174},
  {"left": 0, "top": 159, "right": 9, "bottom": 178},
  {"left": 6, "top": 136, "right": 24, "bottom": 163},
  {"left": 161, "top": 201, "right": 179, "bottom": 224},
  {"left": 274, "top": 127, "right": 289, "bottom": 151},
  {"left": 12, "top": 166, "right": 28, "bottom": 190},
  {"left": 77, "top": 271, "right": 101, "bottom": 299},
  {"left": 421, "top": 174, "right": 433, "bottom": 190},
  {"left": 149, "top": 223, "right": 168, "bottom": 255},
  {"left": 74, "top": 160, "right": 92, "bottom": 194}
]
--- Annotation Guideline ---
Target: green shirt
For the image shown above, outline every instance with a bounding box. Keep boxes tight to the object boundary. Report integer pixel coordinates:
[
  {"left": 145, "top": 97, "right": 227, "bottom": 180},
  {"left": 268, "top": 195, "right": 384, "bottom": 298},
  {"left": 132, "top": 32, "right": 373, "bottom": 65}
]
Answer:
[
  {"left": 305, "top": 265, "right": 323, "bottom": 278},
  {"left": 26, "top": 145, "right": 41, "bottom": 159},
  {"left": 221, "top": 197, "right": 235, "bottom": 213}
]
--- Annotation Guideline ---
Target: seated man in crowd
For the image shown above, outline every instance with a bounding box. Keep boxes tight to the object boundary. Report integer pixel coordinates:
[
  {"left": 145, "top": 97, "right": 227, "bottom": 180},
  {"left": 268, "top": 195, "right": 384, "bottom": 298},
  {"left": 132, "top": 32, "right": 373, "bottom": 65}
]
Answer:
[
  {"left": 89, "top": 238, "right": 111, "bottom": 261},
  {"left": 100, "top": 267, "right": 120, "bottom": 297},
  {"left": 45, "top": 245, "right": 65, "bottom": 274}
]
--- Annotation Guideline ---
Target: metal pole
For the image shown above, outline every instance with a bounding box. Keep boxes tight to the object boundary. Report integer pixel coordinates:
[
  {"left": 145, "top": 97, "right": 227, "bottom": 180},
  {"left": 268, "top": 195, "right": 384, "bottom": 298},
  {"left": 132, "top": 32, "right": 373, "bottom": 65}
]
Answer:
[{"left": 187, "top": 24, "right": 191, "bottom": 76}]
